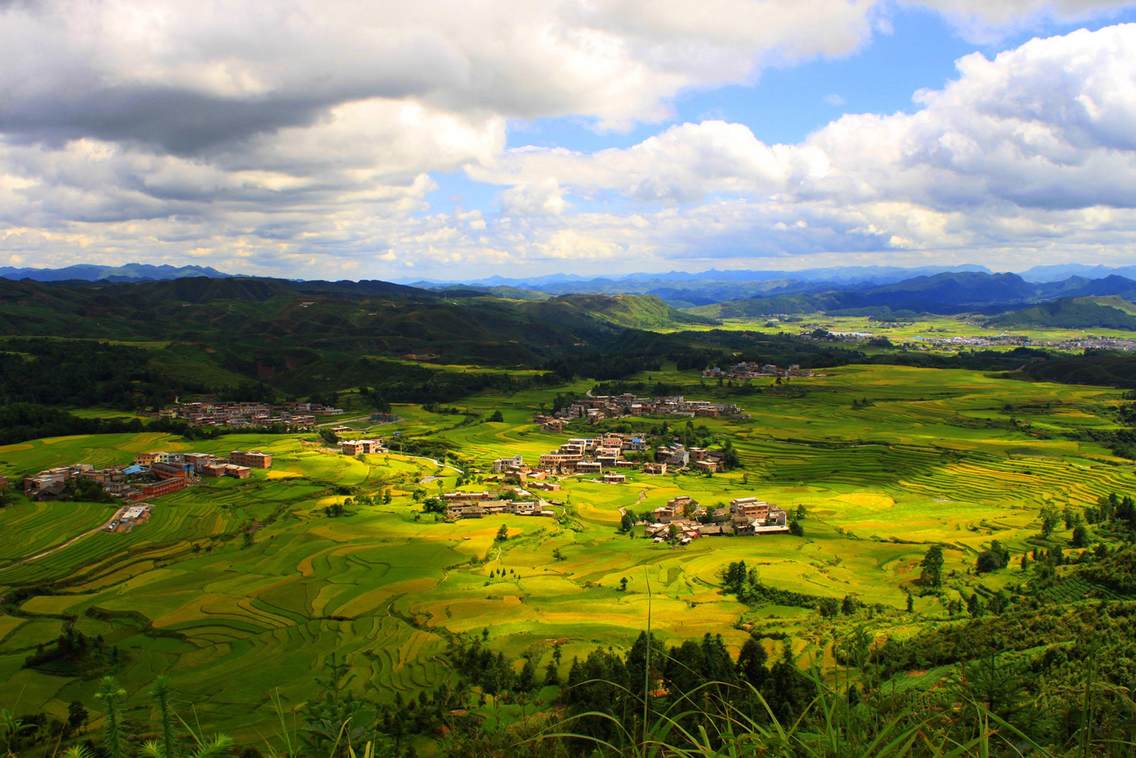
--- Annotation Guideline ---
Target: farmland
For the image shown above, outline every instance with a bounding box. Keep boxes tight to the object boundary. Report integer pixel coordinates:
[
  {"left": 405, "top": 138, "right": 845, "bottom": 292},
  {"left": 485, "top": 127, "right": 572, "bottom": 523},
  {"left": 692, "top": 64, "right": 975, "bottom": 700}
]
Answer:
[{"left": 1, "top": 363, "right": 1134, "bottom": 743}]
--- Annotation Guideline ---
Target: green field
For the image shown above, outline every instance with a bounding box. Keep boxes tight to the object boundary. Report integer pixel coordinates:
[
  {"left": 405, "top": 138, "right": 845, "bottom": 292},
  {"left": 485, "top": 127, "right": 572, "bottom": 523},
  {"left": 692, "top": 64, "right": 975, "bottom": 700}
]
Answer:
[
  {"left": 1, "top": 363, "right": 1134, "bottom": 740},
  {"left": 673, "top": 312, "right": 1136, "bottom": 345}
]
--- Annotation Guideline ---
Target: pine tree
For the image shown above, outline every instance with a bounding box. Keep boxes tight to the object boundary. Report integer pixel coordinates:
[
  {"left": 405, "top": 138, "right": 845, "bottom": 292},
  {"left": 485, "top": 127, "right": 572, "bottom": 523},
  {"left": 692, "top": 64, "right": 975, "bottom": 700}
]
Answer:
[{"left": 920, "top": 546, "right": 944, "bottom": 588}]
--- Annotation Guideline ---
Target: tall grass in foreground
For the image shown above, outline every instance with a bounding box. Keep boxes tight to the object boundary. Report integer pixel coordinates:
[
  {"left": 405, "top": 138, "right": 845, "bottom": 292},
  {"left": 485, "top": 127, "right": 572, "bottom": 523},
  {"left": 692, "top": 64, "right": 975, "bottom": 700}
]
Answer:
[{"left": 30, "top": 669, "right": 1136, "bottom": 757}]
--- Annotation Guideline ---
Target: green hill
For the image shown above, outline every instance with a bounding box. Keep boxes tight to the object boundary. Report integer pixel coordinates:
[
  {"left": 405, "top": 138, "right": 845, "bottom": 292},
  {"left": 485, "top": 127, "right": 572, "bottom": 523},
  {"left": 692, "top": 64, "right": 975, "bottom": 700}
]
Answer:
[
  {"left": 551, "top": 293, "right": 718, "bottom": 329},
  {"left": 987, "top": 296, "right": 1136, "bottom": 330}
]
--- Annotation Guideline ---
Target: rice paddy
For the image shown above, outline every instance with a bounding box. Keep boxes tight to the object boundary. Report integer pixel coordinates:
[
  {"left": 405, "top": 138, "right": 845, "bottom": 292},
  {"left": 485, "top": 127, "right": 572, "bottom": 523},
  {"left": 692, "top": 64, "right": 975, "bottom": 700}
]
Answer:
[{"left": 0, "top": 363, "right": 1133, "bottom": 738}]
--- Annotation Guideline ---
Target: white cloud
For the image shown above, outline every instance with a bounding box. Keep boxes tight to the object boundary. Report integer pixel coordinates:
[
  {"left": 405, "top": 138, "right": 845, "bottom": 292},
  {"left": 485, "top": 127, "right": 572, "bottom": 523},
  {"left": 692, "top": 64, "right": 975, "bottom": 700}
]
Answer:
[
  {"left": 910, "top": 1, "right": 1133, "bottom": 40},
  {"left": 466, "top": 23, "right": 1136, "bottom": 272},
  {"left": 0, "top": 3, "right": 1135, "bottom": 277}
]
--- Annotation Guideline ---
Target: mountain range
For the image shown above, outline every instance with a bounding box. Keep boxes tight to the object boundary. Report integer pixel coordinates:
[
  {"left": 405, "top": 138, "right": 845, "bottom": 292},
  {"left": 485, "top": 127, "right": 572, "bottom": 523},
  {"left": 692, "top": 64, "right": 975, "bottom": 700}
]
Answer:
[
  {"left": 0, "top": 263, "right": 231, "bottom": 282},
  {"left": 693, "top": 272, "right": 1136, "bottom": 318}
]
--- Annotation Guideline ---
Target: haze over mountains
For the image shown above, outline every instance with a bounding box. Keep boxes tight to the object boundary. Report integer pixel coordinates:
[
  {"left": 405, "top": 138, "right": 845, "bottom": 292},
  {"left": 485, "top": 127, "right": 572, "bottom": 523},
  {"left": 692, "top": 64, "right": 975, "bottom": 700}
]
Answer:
[
  {"left": 0, "top": 263, "right": 230, "bottom": 282},
  {"left": 3, "top": 262, "right": 1136, "bottom": 327}
]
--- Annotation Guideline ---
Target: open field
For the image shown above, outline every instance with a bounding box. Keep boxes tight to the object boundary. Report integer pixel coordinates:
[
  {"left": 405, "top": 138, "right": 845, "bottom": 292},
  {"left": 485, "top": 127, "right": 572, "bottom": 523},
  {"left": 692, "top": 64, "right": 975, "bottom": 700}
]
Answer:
[
  {"left": 1, "top": 363, "right": 1134, "bottom": 738},
  {"left": 670, "top": 312, "right": 1136, "bottom": 345}
]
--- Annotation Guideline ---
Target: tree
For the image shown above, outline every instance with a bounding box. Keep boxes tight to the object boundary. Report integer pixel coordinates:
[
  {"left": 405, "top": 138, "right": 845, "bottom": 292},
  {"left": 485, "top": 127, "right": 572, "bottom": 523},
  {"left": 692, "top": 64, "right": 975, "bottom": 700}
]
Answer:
[
  {"left": 518, "top": 657, "right": 536, "bottom": 692},
  {"left": 1072, "top": 524, "right": 1091, "bottom": 547},
  {"left": 721, "top": 439, "right": 740, "bottom": 469},
  {"left": 1040, "top": 505, "right": 1061, "bottom": 538},
  {"left": 905, "top": 592, "right": 914, "bottom": 613},
  {"left": 495, "top": 524, "right": 509, "bottom": 542},
  {"left": 487, "top": 410, "right": 504, "bottom": 422},
  {"left": 967, "top": 593, "right": 982, "bottom": 617},
  {"left": 789, "top": 519, "right": 804, "bottom": 537},
  {"left": 976, "top": 540, "right": 1010, "bottom": 573},
  {"left": 736, "top": 636, "right": 768, "bottom": 692},
  {"left": 66, "top": 701, "right": 88, "bottom": 735},
  {"left": 920, "top": 545, "right": 944, "bottom": 588},
  {"left": 618, "top": 577, "right": 628, "bottom": 592},
  {"left": 619, "top": 511, "right": 634, "bottom": 533}
]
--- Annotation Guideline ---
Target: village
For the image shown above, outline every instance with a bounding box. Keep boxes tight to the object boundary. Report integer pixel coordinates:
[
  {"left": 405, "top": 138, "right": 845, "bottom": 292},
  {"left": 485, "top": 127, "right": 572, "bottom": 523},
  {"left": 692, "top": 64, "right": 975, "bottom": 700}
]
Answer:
[
  {"left": 702, "top": 362, "right": 816, "bottom": 380},
  {"left": 20, "top": 449, "right": 273, "bottom": 532},
  {"left": 160, "top": 400, "right": 345, "bottom": 430},
  {"left": 642, "top": 495, "right": 790, "bottom": 543},
  {"left": 451, "top": 426, "right": 791, "bottom": 542},
  {"left": 535, "top": 392, "right": 742, "bottom": 430}
]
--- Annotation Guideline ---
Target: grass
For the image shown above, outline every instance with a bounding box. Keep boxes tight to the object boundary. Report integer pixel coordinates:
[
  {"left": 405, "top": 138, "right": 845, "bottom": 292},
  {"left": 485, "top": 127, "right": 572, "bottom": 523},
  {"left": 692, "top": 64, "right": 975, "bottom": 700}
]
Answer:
[
  {"left": 672, "top": 312, "right": 1136, "bottom": 345},
  {"left": 0, "top": 363, "right": 1133, "bottom": 740}
]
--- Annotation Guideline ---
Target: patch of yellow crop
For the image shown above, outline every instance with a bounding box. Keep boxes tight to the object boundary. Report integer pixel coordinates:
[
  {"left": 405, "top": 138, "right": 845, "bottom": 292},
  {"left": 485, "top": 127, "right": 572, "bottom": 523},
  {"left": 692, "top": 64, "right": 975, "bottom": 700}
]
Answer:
[
  {"left": 832, "top": 492, "right": 895, "bottom": 510},
  {"left": 0, "top": 614, "right": 26, "bottom": 642}
]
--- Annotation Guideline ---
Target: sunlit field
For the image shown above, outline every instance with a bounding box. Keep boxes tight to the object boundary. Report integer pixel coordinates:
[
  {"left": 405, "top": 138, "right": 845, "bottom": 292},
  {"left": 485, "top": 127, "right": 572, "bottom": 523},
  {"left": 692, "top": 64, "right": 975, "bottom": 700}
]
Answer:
[{"left": 1, "top": 363, "right": 1133, "bottom": 738}]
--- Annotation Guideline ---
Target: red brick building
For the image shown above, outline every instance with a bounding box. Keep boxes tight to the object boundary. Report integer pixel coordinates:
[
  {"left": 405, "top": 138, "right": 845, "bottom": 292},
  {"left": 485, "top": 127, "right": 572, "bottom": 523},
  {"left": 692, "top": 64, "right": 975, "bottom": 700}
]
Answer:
[
  {"left": 128, "top": 478, "right": 187, "bottom": 500},
  {"left": 229, "top": 450, "right": 272, "bottom": 468}
]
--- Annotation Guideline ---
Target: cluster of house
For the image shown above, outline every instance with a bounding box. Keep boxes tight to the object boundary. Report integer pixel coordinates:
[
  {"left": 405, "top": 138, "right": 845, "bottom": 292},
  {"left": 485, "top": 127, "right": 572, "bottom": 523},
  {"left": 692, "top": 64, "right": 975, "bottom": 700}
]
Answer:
[
  {"left": 161, "top": 401, "right": 343, "bottom": 430},
  {"left": 654, "top": 444, "right": 728, "bottom": 474},
  {"left": 484, "top": 434, "right": 730, "bottom": 484},
  {"left": 21, "top": 449, "right": 272, "bottom": 501},
  {"left": 536, "top": 393, "right": 741, "bottom": 427},
  {"left": 644, "top": 496, "right": 789, "bottom": 544},
  {"left": 535, "top": 433, "right": 645, "bottom": 477},
  {"left": 339, "top": 438, "right": 384, "bottom": 456},
  {"left": 442, "top": 489, "right": 556, "bottom": 520},
  {"left": 702, "top": 362, "right": 814, "bottom": 380}
]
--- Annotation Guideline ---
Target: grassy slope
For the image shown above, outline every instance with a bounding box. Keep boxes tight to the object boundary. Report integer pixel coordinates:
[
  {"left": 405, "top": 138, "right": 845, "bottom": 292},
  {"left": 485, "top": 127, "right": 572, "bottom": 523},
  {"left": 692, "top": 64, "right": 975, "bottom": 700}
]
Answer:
[
  {"left": 986, "top": 296, "right": 1136, "bottom": 330},
  {"left": 550, "top": 294, "right": 719, "bottom": 329}
]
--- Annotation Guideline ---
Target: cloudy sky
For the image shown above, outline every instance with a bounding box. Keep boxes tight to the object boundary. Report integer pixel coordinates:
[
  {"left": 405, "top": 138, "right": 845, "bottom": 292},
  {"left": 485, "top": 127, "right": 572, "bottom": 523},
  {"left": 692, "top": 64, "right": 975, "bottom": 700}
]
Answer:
[{"left": 2, "top": 1, "right": 1135, "bottom": 281}]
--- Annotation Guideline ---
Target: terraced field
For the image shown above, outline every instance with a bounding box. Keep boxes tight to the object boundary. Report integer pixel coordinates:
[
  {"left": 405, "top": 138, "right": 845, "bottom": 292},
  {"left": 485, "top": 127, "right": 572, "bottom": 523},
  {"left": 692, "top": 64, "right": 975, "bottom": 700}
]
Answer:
[{"left": 0, "top": 363, "right": 1133, "bottom": 739}]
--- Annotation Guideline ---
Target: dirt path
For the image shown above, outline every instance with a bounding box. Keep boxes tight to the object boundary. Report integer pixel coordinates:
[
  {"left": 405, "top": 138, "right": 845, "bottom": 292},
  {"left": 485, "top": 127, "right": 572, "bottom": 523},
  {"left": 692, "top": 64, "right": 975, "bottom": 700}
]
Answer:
[{"left": 9, "top": 511, "right": 120, "bottom": 566}]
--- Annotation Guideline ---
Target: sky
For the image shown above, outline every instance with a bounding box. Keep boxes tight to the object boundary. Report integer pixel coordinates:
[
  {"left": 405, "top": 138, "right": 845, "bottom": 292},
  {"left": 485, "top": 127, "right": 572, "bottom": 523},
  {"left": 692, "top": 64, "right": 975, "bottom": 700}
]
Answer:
[{"left": 1, "top": 1, "right": 1136, "bottom": 281}]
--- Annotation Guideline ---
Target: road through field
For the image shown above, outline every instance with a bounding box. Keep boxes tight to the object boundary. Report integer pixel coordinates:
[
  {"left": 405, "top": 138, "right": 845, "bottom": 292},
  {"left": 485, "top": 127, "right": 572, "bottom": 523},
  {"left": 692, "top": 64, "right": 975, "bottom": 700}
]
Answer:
[{"left": 11, "top": 515, "right": 116, "bottom": 565}]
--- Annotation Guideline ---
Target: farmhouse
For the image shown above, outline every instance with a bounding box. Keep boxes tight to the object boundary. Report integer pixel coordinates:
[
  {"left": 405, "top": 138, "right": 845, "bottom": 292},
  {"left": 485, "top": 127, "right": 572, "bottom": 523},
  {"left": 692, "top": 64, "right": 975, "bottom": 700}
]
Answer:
[
  {"left": 128, "top": 477, "right": 187, "bottom": 500},
  {"left": 601, "top": 472, "right": 627, "bottom": 484},
  {"left": 120, "top": 504, "right": 150, "bottom": 522},
  {"left": 182, "top": 453, "right": 217, "bottom": 472},
  {"left": 340, "top": 439, "right": 382, "bottom": 456},
  {"left": 642, "top": 462, "right": 667, "bottom": 475},
  {"left": 229, "top": 450, "right": 273, "bottom": 468},
  {"left": 443, "top": 491, "right": 494, "bottom": 503},
  {"left": 445, "top": 497, "right": 555, "bottom": 520},
  {"left": 576, "top": 461, "right": 603, "bottom": 475},
  {"left": 538, "top": 453, "right": 582, "bottom": 473},
  {"left": 655, "top": 444, "right": 690, "bottom": 467},
  {"left": 492, "top": 455, "right": 524, "bottom": 472},
  {"left": 23, "top": 469, "right": 70, "bottom": 499},
  {"left": 151, "top": 461, "right": 193, "bottom": 480}
]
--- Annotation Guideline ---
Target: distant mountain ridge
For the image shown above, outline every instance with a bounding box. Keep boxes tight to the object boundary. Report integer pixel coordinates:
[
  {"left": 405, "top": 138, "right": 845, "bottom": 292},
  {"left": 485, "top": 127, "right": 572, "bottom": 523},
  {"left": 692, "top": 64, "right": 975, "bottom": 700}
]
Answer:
[
  {"left": 693, "top": 271, "right": 1136, "bottom": 318},
  {"left": 408, "top": 265, "right": 997, "bottom": 305},
  {"left": 0, "top": 262, "right": 233, "bottom": 282}
]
